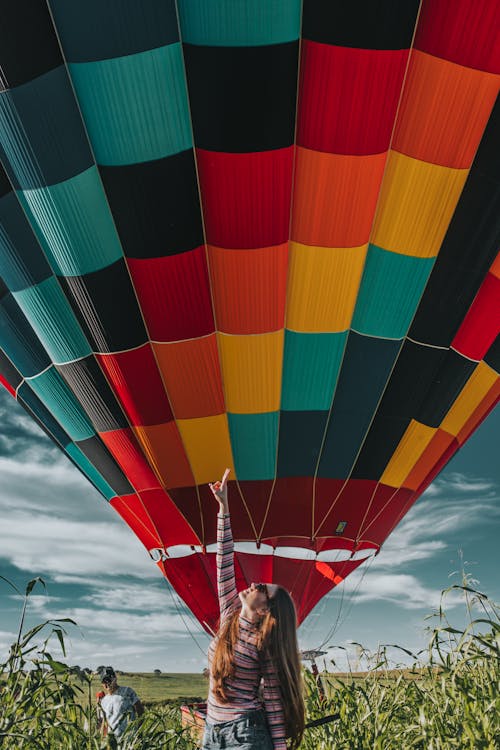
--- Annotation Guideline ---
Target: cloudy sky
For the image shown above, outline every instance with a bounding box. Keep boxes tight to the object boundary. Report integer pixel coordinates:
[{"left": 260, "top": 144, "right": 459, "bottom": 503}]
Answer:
[{"left": 0, "top": 387, "right": 498, "bottom": 673}]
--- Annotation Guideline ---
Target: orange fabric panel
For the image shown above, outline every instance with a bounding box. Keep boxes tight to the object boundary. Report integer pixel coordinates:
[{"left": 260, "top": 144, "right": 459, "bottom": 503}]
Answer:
[
  {"left": 207, "top": 243, "right": 288, "bottom": 334},
  {"left": 490, "top": 250, "right": 500, "bottom": 279},
  {"left": 403, "top": 428, "right": 455, "bottom": 490},
  {"left": 291, "top": 148, "right": 387, "bottom": 248},
  {"left": 133, "top": 421, "right": 195, "bottom": 489},
  {"left": 153, "top": 334, "right": 225, "bottom": 419},
  {"left": 456, "top": 380, "right": 500, "bottom": 445},
  {"left": 393, "top": 50, "right": 500, "bottom": 168}
]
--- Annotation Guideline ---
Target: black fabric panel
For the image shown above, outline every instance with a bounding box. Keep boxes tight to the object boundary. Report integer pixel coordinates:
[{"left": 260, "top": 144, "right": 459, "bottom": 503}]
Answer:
[
  {"left": 0, "top": 277, "right": 8, "bottom": 300},
  {"left": 0, "top": 292, "right": 52, "bottom": 377},
  {"left": 351, "top": 415, "right": 411, "bottom": 479},
  {"left": 100, "top": 150, "right": 204, "bottom": 258},
  {"left": 277, "top": 410, "right": 329, "bottom": 477},
  {"left": 58, "top": 259, "right": 148, "bottom": 352},
  {"left": 56, "top": 356, "right": 128, "bottom": 431},
  {"left": 410, "top": 99, "right": 500, "bottom": 348},
  {"left": 484, "top": 334, "right": 500, "bottom": 374},
  {"left": 302, "top": 0, "right": 421, "bottom": 49},
  {"left": 0, "top": 66, "right": 94, "bottom": 190},
  {"left": 0, "top": 167, "right": 12, "bottom": 199},
  {"left": 18, "top": 382, "right": 70, "bottom": 448},
  {"left": 318, "top": 334, "right": 401, "bottom": 479},
  {"left": 183, "top": 41, "right": 299, "bottom": 152},
  {"left": 353, "top": 342, "right": 460, "bottom": 476},
  {"left": 0, "top": 0, "right": 63, "bottom": 89},
  {"left": 50, "top": 0, "right": 179, "bottom": 62},
  {"left": 366, "top": 340, "right": 447, "bottom": 419},
  {"left": 76, "top": 435, "right": 134, "bottom": 495},
  {"left": 0, "top": 192, "right": 52, "bottom": 290},
  {"left": 416, "top": 351, "right": 476, "bottom": 428},
  {"left": 0, "top": 349, "right": 23, "bottom": 391},
  {"left": 473, "top": 94, "right": 500, "bottom": 181}
]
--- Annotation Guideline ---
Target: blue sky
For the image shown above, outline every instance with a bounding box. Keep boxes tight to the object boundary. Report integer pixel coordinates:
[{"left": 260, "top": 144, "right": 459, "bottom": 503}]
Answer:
[{"left": 0, "top": 386, "right": 498, "bottom": 673}]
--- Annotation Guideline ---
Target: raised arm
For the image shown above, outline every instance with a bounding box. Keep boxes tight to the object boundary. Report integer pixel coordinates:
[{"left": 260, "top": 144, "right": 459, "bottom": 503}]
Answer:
[{"left": 210, "top": 469, "right": 239, "bottom": 623}]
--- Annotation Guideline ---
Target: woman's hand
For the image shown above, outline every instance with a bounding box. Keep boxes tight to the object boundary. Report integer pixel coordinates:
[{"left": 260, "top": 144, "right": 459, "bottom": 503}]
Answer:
[{"left": 209, "top": 468, "right": 230, "bottom": 514}]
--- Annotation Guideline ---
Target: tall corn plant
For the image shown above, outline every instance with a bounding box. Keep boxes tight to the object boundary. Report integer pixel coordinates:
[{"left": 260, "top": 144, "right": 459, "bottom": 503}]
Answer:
[
  {"left": 301, "top": 583, "right": 499, "bottom": 749},
  {"left": 0, "top": 577, "right": 197, "bottom": 749}
]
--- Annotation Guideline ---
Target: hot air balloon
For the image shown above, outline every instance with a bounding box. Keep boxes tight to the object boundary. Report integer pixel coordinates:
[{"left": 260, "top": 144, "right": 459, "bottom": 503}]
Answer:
[{"left": 0, "top": 0, "right": 499, "bottom": 635}]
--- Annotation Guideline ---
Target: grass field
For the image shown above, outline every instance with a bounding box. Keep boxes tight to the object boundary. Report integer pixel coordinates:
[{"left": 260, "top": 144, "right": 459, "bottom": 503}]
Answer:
[
  {"left": 87, "top": 672, "right": 208, "bottom": 705},
  {"left": 1, "top": 578, "right": 498, "bottom": 748}
]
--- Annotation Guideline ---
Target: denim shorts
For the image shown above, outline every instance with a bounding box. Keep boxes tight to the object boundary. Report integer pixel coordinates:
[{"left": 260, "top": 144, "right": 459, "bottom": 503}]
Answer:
[{"left": 202, "top": 709, "right": 273, "bottom": 749}]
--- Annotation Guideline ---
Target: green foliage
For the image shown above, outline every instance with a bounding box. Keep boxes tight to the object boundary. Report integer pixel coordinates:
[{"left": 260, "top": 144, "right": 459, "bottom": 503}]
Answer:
[
  {"left": 1, "top": 577, "right": 498, "bottom": 748},
  {"left": 301, "top": 583, "right": 500, "bottom": 749}
]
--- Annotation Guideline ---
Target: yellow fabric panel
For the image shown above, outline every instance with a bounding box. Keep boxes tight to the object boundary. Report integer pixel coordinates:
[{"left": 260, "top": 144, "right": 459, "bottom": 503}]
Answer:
[
  {"left": 440, "top": 361, "right": 499, "bottom": 436},
  {"left": 217, "top": 331, "right": 284, "bottom": 412},
  {"left": 286, "top": 242, "right": 368, "bottom": 332},
  {"left": 371, "top": 151, "right": 468, "bottom": 258},
  {"left": 176, "top": 414, "right": 235, "bottom": 485},
  {"left": 381, "top": 420, "right": 436, "bottom": 488}
]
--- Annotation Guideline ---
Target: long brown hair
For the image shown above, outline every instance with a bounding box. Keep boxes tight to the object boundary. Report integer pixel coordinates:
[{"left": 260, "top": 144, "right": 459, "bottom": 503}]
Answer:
[{"left": 212, "top": 587, "right": 305, "bottom": 749}]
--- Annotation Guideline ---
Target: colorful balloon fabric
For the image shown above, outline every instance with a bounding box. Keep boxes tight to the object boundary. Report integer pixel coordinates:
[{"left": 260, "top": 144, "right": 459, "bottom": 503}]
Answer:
[{"left": 0, "top": 0, "right": 499, "bottom": 633}]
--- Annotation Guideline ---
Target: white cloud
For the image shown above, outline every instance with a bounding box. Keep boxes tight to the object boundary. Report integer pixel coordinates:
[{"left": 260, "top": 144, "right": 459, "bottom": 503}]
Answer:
[
  {"left": 0, "top": 511, "right": 158, "bottom": 579},
  {"left": 82, "top": 584, "right": 170, "bottom": 612},
  {"left": 346, "top": 571, "right": 463, "bottom": 610}
]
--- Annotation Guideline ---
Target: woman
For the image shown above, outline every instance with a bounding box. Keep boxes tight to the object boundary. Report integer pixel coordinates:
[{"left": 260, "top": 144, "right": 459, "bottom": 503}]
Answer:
[{"left": 203, "top": 469, "right": 305, "bottom": 750}]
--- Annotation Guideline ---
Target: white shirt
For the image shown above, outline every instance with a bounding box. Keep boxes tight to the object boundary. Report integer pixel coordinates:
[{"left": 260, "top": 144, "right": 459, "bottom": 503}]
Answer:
[{"left": 100, "top": 686, "right": 139, "bottom": 736}]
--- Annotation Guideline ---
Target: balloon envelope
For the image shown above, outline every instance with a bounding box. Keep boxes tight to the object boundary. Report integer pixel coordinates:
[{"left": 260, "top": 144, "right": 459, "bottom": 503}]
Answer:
[{"left": 0, "top": 0, "right": 499, "bottom": 633}]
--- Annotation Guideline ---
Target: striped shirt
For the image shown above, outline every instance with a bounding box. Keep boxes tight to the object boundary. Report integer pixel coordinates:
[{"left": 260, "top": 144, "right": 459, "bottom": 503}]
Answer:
[{"left": 206, "top": 513, "right": 287, "bottom": 750}]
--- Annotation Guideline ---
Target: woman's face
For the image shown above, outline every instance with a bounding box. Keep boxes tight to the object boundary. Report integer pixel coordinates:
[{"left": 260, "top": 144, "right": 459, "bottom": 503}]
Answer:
[{"left": 239, "top": 582, "right": 279, "bottom": 611}]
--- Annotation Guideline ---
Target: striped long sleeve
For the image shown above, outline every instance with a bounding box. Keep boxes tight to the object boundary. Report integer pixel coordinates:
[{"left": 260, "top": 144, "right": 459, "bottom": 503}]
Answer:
[
  {"left": 216, "top": 512, "right": 239, "bottom": 624},
  {"left": 206, "top": 513, "right": 287, "bottom": 750}
]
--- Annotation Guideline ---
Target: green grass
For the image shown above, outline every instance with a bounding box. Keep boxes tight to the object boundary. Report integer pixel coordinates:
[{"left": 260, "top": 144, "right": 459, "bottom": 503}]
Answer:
[{"left": 86, "top": 672, "right": 207, "bottom": 705}]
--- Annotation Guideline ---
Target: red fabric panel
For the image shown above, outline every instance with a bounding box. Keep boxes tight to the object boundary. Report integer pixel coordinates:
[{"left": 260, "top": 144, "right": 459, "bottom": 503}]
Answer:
[
  {"left": 97, "top": 344, "right": 173, "bottom": 426},
  {"left": 100, "top": 428, "right": 162, "bottom": 491},
  {"left": 138, "top": 488, "right": 200, "bottom": 547},
  {"left": 196, "top": 148, "right": 294, "bottom": 249},
  {"left": 161, "top": 555, "right": 220, "bottom": 635},
  {"left": 111, "top": 494, "right": 162, "bottom": 550},
  {"left": 0, "top": 376, "right": 16, "bottom": 397},
  {"left": 260, "top": 477, "right": 314, "bottom": 540},
  {"left": 313, "top": 478, "right": 378, "bottom": 539},
  {"left": 127, "top": 248, "right": 215, "bottom": 342},
  {"left": 297, "top": 42, "right": 408, "bottom": 155},
  {"left": 414, "top": 0, "right": 500, "bottom": 73},
  {"left": 451, "top": 273, "right": 500, "bottom": 360}
]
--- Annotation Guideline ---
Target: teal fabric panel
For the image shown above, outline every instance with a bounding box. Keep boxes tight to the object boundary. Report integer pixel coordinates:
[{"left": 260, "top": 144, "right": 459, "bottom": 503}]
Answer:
[
  {"left": 13, "top": 277, "right": 91, "bottom": 364},
  {"left": 351, "top": 244, "right": 435, "bottom": 339},
  {"left": 27, "top": 367, "right": 95, "bottom": 442},
  {"left": 69, "top": 44, "right": 192, "bottom": 166},
  {"left": 18, "top": 166, "right": 123, "bottom": 276},
  {"left": 228, "top": 411, "right": 279, "bottom": 480},
  {"left": 65, "top": 443, "right": 116, "bottom": 500},
  {"left": 281, "top": 331, "right": 348, "bottom": 411},
  {"left": 177, "top": 0, "right": 301, "bottom": 45}
]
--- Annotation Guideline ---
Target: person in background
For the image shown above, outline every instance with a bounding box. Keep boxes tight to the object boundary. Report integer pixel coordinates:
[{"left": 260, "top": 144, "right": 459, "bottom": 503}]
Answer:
[
  {"left": 97, "top": 666, "right": 144, "bottom": 746},
  {"left": 203, "top": 469, "right": 305, "bottom": 750}
]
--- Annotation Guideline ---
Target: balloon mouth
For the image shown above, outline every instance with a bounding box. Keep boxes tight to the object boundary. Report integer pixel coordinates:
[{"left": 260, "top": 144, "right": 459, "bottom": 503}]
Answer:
[{"left": 149, "top": 543, "right": 377, "bottom": 563}]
